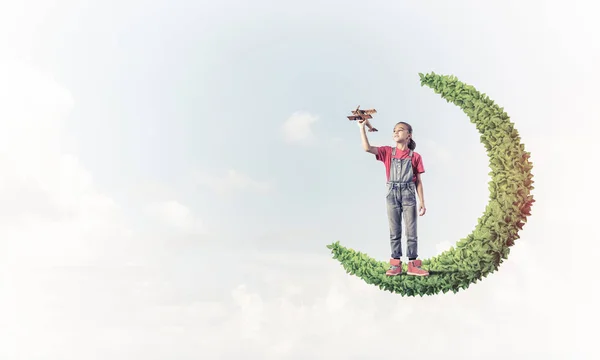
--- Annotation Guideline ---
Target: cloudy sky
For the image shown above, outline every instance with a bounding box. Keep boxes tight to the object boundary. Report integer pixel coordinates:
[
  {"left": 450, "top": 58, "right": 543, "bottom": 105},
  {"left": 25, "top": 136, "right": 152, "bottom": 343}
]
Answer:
[{"left": 1, "top": 0, "right": 598, "bottom": 359}]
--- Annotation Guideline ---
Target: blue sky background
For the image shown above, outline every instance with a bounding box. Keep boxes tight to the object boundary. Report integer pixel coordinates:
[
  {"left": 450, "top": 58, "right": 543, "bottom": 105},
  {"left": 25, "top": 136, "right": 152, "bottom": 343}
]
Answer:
[{"left": 1, "top": 0, "right": 598, "bottom": 359}]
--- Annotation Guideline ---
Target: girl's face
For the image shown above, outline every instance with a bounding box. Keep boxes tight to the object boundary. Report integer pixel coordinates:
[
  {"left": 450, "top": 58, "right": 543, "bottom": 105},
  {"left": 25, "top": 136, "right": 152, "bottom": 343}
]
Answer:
[{"left": 393, "top": 124, "right": 411, "bottom": 143}]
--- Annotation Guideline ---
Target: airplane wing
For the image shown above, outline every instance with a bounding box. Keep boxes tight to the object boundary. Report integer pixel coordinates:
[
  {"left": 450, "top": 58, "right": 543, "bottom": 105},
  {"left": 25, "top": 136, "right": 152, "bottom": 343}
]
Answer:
[{"left": 347, "top": 114, "right": 373, "bottom": 120}]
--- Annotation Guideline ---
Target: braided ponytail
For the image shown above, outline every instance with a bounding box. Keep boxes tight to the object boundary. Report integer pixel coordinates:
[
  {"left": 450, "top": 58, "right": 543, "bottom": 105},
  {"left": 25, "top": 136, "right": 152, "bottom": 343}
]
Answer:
[{"left": 408, "top": 138, "right": 416, "bottom": 150}]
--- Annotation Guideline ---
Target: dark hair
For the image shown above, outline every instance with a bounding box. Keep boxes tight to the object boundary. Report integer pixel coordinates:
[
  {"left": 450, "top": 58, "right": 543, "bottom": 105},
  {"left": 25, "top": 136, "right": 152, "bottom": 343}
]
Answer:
[{"left": 395, "top": 121, "right": 416, "bottom": 150}]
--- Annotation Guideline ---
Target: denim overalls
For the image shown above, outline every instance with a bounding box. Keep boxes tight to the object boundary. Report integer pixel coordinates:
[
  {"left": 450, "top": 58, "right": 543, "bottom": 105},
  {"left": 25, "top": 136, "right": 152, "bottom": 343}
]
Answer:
[{"left": 386, "top": 147, "right": 418, "bottom": 259}]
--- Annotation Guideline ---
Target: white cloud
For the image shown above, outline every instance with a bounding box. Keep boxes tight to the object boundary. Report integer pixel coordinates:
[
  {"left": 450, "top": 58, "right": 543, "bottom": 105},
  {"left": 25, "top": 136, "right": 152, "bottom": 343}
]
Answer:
[
  {"left": 195, "top": 168, "right": 270, "bottom": 195},
  {"left": 144, "top": 200, "right": 204, "bottom": 235},
  {"left": 132, "top": 180, "right": 179, "bottom": 201},
  {"left": 0, "top": 60, "right": 217, "bottom": 359},
  {"left": 0, "top": 59, "right": 160, "bottom": 358},
  {"left": 281, "top": 111, "right": 319, "bottom": 145},
  {"left": 0, "top": 245, "right": 577, "bottom": 359},
  {"left": 0, "top": 60, "right": 135, "bottom": 268},
  {"left": 104, "top": 245, "right": 569, "bottom": 359}
]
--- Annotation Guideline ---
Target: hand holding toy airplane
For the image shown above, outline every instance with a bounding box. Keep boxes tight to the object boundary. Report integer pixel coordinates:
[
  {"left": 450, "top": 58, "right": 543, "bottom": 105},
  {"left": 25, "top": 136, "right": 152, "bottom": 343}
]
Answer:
[{"left": 347, "top": 105, "right": 378, "bottom": 132}]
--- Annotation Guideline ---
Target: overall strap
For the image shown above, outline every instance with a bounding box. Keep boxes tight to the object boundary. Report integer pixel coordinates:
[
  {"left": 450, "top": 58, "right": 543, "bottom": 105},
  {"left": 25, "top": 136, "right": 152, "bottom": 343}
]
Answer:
[
  {"left": 392, "top": 147, "right": 413, "bottom": 158},
  {"left": 392, "top": 147, "right": 412, "bottom": 157}
]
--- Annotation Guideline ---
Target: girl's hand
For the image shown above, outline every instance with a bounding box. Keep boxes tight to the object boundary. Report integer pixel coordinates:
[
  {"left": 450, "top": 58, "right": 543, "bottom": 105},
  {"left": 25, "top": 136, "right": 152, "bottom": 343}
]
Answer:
[{"left": 419, "top": 204, "right": 426, "bottom": 216}]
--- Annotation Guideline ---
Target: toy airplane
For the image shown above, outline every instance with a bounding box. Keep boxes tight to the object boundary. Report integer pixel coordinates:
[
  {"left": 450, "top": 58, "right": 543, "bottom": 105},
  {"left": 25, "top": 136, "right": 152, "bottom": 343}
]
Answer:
[{"left": 347, "top": 105, "right": 378, "bottom": 132}]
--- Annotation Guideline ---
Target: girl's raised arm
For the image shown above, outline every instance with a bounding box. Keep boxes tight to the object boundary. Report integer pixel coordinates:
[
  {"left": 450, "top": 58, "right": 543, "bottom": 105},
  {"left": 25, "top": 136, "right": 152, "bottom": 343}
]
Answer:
[{"left": 359, "top": 120, "right": 378, "bottom": 155}]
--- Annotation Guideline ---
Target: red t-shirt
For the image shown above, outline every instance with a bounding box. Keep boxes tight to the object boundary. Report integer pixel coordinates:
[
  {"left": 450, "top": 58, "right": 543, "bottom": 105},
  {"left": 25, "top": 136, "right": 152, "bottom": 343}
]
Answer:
[{"left": 375, "top": 146, "right": 425, "bottom": 182}]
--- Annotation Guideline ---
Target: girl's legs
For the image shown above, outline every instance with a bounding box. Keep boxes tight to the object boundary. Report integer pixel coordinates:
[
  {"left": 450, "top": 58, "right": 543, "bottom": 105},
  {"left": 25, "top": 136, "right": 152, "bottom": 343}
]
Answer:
[
  {"left": 386, "top": 187, "right": 403, "bottom": 260},
  {"left": 402, "top": 185, "right": 429, "bottom": 276},
  {"left": 403, "top": 199, "right": 418, "bottom": 260},
  {"left": 385, "top": 186, "right": 403, "bottom": 276}
]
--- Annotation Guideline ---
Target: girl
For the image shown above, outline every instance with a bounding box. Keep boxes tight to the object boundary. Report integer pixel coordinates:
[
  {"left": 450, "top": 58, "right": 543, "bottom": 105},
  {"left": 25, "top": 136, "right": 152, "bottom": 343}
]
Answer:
[{"left": 358, "top": 119, "right": 429, "bottom": 276}]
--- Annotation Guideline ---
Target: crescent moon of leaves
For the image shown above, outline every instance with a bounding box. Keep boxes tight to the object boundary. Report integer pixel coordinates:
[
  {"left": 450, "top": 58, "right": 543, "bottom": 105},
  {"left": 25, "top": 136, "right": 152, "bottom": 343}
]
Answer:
[{"left": 326, "top": 72, "right": 535, "bottom": 296}]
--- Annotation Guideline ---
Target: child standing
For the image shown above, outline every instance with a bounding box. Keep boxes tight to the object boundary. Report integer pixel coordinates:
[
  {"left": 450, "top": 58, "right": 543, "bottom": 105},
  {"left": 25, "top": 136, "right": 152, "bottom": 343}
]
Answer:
[{"left": 358, "top": 120, "right": 429, "bottom": 276}]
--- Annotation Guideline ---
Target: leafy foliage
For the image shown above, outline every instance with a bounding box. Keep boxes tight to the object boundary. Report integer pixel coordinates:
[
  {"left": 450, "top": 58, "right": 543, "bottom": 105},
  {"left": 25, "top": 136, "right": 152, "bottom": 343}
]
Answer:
[{"left": 326, "top": 72, "right": 535, "bottom": 296}]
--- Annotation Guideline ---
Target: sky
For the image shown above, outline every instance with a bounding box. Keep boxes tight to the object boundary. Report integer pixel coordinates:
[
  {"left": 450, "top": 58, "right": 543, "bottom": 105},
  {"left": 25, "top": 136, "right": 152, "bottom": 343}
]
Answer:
[{"left": 0, "top": 0, "right": 599, "bottom": 359}]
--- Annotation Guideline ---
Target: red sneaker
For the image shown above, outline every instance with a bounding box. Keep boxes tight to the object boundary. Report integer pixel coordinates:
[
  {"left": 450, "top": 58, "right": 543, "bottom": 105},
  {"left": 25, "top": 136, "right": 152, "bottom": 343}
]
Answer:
[
  {"left": 407, "top": 260, "right": 429, "bottom": 276},
  {"left": 386, "top": 258, "right": 402, "bottom": 276}
]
